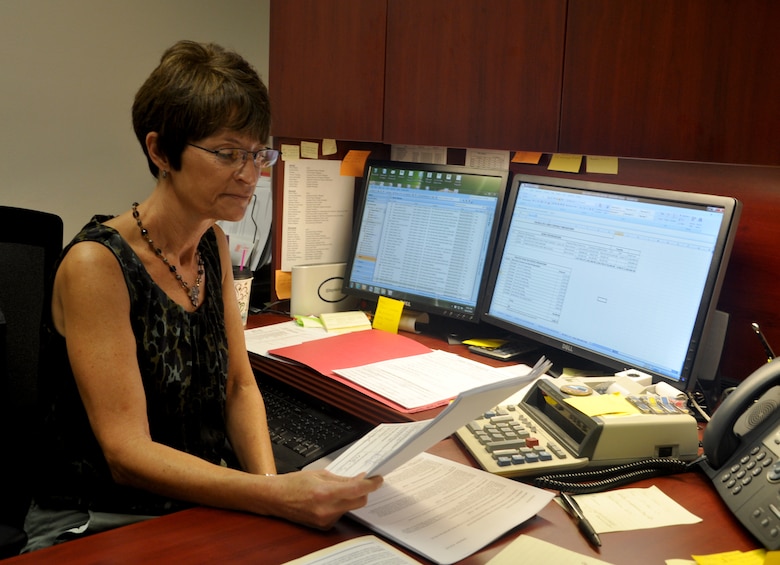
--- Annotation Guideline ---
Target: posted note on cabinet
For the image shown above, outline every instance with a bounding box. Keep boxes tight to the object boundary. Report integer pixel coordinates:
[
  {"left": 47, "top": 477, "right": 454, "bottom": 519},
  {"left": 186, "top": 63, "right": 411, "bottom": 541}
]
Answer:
[{"left": 281, "top": 159, "right": 354, "bottom": 272}]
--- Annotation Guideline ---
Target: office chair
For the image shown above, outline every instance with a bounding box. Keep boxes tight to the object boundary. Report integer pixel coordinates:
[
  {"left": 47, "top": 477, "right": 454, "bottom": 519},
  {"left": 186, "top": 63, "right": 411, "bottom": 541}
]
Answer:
[{"left": 0, "top": 206, "right": 63, "bottom": 558}]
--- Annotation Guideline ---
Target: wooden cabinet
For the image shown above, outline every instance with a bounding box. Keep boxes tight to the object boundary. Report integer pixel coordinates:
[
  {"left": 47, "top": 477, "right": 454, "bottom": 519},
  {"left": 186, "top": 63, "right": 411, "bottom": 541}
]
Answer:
[
  {"left": 269, "top": 0, "right": 386, "bottom": 142},
  {"left": 269, "top": 0, "right": 566, "bottom": 151},
  {"left": 270, "top": 1, "right": 780, "bottom": 165},
  {"left": 383, "top": 0, "right": 566, "bottom": 151},
  {"left": 560, "top": 0, "right": 780, "bottom": 166}
]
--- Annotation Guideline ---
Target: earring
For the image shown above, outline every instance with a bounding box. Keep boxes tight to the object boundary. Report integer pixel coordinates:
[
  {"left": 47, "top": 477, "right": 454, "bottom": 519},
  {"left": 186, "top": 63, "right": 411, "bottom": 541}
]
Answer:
[{"left": 161, "top": 170, "right": 168, "bottom": 179}]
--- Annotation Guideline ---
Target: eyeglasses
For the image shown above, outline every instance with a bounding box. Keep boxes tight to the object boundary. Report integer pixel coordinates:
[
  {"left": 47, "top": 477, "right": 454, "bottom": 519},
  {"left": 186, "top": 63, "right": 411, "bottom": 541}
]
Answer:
[{"left": 187, "top": 143, "right": 279, "bottom": 170}]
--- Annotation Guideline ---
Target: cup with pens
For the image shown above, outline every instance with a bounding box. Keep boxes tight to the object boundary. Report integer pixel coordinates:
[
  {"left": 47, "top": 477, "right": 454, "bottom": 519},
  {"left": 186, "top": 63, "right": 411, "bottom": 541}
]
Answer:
[{"left": 233, "top": 249, "right": 253, "bottom": 327}]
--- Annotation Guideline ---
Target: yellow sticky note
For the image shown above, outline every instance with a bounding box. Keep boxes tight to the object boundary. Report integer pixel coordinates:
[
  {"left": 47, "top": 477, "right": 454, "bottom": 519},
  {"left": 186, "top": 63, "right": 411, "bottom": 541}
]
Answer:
[
  {"left": 372, "top": 295, "right": 405, "bottom": 334},
  {"left": 300, "top": 141, "right": 319, "bottom": 159},
  {"left": 564, "top": 394, "right": 640, "bottom": 417},
  {"left": 693, "top": 549, "right": 767, "bottom": 564},
  {"left": 281, "top": 144, "right": 300, "bottom": 161},
  {"left": 462, "top": 338, "right": 508, "bottom": 348},
  {"left": 764, "top": 550, "right": 780, "bottom": 564},
  {"left": 548, "top": 153, "right": 583, "bottom": 173},
  {"left": 586, "top": 155, "right": 619, "bottom": 174},
  {"left": 512, "top": 151, "right": 543, "bottom": 164},
  {"left": 322, "top": 139, "right": 338, "bottom": 156},
  {"left": 274, "top": 270, "right": 291, "bottom": 300},
  {"left": 340, "top": 150, "right": 372, "bottom": 177}
]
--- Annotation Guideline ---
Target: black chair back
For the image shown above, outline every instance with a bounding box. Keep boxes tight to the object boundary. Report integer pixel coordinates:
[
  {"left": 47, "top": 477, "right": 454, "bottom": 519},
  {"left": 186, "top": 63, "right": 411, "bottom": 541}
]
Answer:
[{"left": 0, "top": 206, "right": 63, "bottom": 557}]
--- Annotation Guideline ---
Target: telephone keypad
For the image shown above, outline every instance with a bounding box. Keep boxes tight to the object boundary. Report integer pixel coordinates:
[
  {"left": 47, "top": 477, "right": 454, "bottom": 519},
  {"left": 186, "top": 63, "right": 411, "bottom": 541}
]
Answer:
[{"left": 721, "top": 445, "right": 775, "bottom": 495}]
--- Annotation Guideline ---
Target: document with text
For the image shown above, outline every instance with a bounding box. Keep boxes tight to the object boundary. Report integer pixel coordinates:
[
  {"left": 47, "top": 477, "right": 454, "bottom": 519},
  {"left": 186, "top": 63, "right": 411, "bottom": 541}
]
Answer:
[
  {"left": 346, "top": 452, "right": 555, "bottom": 564},
  {"left": 281, "top": 159, "right": 354, "bottom": 271},
  {"left": 326, "top": 357, "right": 551, "bottom": 478},
  {"left": 280, "top": 535, "right": 422, "bottom": 565},
  {"left": 333, "top": 348, "right": 530, "bottom": 410},
  {"left": 244, "top": 321, "right": 329, "bottom": 357}
]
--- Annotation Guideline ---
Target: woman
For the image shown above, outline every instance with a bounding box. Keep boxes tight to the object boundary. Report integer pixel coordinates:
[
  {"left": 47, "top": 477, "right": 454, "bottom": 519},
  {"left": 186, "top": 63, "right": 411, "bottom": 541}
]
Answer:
[{"left": 23, "top": 40, "right": 381, "bottom": 551}]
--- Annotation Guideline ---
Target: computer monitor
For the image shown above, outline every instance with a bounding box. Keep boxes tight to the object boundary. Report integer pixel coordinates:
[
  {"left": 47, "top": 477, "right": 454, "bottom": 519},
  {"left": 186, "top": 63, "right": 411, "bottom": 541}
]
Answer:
[
  {"left": 482, "top": 173, "right": 742, "bottom": 391},
  {"left": 343, "top": 160, "right": 509, "bottom": 324}
]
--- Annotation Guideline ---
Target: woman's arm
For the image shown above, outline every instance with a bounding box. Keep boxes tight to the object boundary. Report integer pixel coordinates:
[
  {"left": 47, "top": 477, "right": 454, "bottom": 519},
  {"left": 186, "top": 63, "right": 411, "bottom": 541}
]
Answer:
[
  {"left": 53, "top": 239, "right": 381, "bottom": 529},
  {"left": 214, "top": 225, "right": 276, "bottom": 475}
]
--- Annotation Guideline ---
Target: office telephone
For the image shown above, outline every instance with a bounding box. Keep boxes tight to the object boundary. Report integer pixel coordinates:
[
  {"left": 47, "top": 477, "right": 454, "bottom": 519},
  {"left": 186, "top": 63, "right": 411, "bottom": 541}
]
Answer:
[{"left": 700, "top": 358, "right": 780, "bottom": 549}]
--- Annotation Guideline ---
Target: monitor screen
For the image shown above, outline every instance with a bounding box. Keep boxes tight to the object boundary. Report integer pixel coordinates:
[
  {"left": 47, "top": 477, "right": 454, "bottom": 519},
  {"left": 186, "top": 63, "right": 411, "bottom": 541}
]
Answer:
[
  {"left": 482, "top": 174, "right": 742, "bottom": 391},
  {"left": 343, "top": 160, "right": 508, "bottom": 323}
]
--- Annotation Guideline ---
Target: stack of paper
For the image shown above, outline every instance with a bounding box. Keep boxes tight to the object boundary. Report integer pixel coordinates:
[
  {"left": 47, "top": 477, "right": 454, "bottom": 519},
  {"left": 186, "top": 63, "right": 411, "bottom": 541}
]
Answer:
[
  {"left": 267, "top": 329, "right": 542, "bottom": 413},
  {"left": 319, "top": 311, "right": 372, "bottom": 333},
  {"left": 341, "top": 453, "right": 554, "bottom": 564}
]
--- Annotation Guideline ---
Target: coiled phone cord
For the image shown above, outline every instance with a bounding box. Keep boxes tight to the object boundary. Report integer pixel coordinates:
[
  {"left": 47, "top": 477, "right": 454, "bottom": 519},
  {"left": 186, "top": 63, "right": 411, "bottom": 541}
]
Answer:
[{"left": 532, "top": 457, "right": 692, "bottom": 494}]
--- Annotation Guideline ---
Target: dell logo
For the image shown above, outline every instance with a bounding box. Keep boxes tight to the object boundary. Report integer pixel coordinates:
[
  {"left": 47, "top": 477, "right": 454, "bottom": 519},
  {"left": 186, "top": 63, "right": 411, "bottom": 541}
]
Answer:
[{"left": 562, "top": 343, "right": 574, "bottom": 353}]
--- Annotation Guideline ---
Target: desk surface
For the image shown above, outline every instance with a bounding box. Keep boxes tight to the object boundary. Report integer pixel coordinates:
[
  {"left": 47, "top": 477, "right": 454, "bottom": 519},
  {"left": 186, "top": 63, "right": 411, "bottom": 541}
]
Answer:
[{"left": 7, "top": 314, "right": 762, "bottom": 564}]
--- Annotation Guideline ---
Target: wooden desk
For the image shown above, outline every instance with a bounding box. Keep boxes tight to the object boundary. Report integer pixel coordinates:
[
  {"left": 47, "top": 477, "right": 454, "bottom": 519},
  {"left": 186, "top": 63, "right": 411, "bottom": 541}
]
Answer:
[
  {"left": 4, "top": 439, "right": 760, "bottom": 565},
  {"left": 6, "top": 315, "right": 762, "bottom": 564}
]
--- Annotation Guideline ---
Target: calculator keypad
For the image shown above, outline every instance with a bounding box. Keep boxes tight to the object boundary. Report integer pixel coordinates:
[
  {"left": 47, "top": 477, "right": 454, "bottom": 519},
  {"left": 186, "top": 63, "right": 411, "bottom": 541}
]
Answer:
[{"left": 455, "top": 403, "right": 589, "bottom": 478}]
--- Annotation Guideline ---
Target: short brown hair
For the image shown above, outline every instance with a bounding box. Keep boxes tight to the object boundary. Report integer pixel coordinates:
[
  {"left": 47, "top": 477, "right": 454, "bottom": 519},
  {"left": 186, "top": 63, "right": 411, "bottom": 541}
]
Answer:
[{"left": 132, "top": 40, "right": 271, "bottom": 178}]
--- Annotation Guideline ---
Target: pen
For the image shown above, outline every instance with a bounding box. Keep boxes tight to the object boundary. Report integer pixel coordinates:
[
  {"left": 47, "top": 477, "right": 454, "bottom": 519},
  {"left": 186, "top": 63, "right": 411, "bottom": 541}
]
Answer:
[
  {"left": 559, "top": 491, "right": 601, "bottom": 548},
  {"left": 752, "top": 322, "right": 776, "bottom": 363}
]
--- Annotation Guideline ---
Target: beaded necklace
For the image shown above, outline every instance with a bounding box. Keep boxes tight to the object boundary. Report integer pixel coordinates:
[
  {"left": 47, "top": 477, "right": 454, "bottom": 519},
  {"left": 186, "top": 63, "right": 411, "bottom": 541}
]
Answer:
[{"left": 132, "top": 202, "right": 204, "bottom": 308}]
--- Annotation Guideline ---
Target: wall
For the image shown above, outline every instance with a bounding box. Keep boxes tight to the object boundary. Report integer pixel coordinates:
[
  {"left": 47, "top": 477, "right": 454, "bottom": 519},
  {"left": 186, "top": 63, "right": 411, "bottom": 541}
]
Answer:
[{"left": 0, "top": 0, "right": 270, "bottom": 241}]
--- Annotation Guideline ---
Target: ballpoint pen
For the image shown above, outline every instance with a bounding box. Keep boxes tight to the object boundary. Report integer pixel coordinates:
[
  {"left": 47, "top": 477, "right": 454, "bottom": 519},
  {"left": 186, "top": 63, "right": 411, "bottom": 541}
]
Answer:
[
  {"left": 752, "top": 322, "right": 776, "bottom": 363},
  {"left": 559, "top": 491, "right": 602, "bottom": 548}
]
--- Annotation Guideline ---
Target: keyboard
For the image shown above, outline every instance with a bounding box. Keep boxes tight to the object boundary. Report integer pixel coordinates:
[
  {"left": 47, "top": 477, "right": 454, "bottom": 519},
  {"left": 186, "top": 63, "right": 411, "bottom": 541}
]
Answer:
[
  {"left": 455, "top": 401, "right": 589, "bottom": 478},
  {"left": 260, "top": 377, "right": 372, "bottom": 474}
]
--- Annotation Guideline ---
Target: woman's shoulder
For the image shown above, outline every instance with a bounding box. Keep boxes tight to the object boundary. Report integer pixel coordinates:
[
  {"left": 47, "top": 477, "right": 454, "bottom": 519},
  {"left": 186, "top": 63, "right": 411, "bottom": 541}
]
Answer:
[{"left": 60, "top": 216, "right": 137, "bottom": 274}]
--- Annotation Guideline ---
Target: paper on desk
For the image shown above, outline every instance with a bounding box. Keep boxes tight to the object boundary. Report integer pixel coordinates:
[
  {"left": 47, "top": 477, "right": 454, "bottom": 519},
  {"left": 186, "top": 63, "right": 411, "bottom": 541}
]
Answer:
[
  {"left": 571, "top": 485, "right": 702, "bottom": 533},
  {"left": 326, "top": 357, "right": 552, "bottom": 477},
  {"left": 244, "top": 321, "right": 329, "bottom": 357},
  {"left": 347, "top": 452, "right": 555, "bottom": 565},
  {"left": 280, "top": 535, "right": 422, "bottom": 564},
  {"left": 334, "top": 349, "right": 533, "bottom": 410},
  {"left": 486, "top": 535, "right": 616, "bottom": 565}
]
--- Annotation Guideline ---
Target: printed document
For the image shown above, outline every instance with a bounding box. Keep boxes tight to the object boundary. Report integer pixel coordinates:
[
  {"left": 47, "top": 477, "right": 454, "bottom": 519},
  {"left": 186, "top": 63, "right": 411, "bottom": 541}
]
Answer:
[
  {"left": 281, "top": 159, "right": 354, "bottom": 271},
  {"left": 280, "top": 536, "right": 421, "bottom": 564},
  {"left": 346, "top": 452, "right": 555, "bottom": 564},
  {"left": 244, "top": 321, "right": 329, "bottom": 357},
  {"left": 326, "top": 357, "right": 551, "bottom": 477},
  {"left": 334, "top": 349, "right": 531, "bottom": 410}
]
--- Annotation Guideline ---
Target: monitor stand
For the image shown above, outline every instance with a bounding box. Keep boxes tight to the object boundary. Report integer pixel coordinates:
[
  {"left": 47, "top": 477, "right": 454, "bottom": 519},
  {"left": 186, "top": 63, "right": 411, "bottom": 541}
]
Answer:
[{"left": 412, "top": 314, "right": 514, "bottom": 346}]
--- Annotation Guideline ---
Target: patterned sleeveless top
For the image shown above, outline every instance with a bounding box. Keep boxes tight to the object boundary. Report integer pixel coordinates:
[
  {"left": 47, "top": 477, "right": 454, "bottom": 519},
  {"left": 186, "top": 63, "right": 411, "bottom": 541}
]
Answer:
[{"left": 35, "top": 216, "right": 230, "bottom": 514}]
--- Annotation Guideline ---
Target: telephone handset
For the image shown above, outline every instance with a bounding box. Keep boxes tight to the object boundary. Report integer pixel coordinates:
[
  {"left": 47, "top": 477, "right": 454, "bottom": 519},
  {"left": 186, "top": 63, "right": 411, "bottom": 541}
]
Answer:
[{"left": 700, "top": 358, "right": 780, "bottom": 549}]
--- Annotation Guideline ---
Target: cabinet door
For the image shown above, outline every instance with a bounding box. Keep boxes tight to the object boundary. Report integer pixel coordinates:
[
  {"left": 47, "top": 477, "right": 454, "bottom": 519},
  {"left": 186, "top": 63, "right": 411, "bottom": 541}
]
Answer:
[
  {"left": 269, "top": 0, "right": 386, "bottom": 141},
  {"left": 560, "top": 0, "right": 780, "bottom": 165},
  {"left": 383, "top": 0, "right": 566, "bottom": 151}
]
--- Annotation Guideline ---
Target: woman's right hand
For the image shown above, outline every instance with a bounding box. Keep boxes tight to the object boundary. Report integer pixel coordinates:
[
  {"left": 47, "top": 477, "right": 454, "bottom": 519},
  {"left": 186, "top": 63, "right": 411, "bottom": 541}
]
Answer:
[{"left": 260, "top": 469, "right": 383, "bottom": 529}]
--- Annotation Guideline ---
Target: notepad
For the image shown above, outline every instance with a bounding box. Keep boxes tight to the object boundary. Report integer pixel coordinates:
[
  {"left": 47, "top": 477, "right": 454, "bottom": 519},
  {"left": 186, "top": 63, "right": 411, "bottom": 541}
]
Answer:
[{"left": 319, "top": 311, "right": 371, "bottom": 333}]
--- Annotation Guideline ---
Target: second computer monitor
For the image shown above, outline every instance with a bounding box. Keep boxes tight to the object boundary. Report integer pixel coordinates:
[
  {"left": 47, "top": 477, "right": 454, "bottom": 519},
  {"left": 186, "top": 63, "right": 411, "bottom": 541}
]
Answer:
[
  {"left": 343, "top": 160, "right": 508, "bottom": 323},
  {"left": 481, "top": 173, "right": 741, "bottom": 391}
]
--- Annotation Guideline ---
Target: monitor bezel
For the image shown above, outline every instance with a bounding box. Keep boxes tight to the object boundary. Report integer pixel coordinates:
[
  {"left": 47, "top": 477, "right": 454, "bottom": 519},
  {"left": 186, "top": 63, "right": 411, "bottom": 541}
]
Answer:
[
  {"left": 342, "top": 159, "right": 510, "bottom": 324},
  {"left": 480, "top": 173, "right": 742, "bottom": 391}
]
